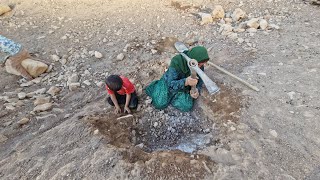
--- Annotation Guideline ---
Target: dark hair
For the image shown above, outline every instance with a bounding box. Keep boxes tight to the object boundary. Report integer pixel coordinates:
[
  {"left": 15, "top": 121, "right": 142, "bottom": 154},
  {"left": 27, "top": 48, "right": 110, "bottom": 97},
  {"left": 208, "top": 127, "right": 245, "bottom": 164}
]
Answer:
[{"left": 105, "top": 75, "right": 123, "bottom": 92}]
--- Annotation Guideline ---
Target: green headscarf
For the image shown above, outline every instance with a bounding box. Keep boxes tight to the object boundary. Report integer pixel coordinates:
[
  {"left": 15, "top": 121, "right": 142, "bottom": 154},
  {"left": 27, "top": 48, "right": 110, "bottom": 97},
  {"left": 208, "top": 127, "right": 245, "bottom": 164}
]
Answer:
[{"left": 169, "top": 46, "right": 209, "bottom": 76}]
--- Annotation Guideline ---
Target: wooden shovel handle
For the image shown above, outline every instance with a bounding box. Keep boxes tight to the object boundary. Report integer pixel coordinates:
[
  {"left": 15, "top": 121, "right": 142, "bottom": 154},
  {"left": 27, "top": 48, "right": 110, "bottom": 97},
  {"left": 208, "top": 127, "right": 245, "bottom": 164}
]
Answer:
[{"left": 190, "top": 70, "right": 198, "bottom": 94}]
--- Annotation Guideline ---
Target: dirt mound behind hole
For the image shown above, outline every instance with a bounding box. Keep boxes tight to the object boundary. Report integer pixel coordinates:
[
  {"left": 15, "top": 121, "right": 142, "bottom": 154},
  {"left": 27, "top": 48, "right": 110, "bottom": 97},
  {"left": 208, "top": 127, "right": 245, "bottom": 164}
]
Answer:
[
  {"left": 200, "top": 84, "right": 243, "bottom": 124},
  {"left": 124, "top": 147, "right": 216, "bottom": 179}
]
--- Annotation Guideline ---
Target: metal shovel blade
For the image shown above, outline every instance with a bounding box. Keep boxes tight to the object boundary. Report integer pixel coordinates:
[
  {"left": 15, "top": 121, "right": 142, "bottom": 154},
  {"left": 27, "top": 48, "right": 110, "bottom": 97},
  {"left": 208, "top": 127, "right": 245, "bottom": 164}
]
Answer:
[
  {"left": 173, "top": 41, "right": 220, "bottom": 95},
  {"left": 174, "top": 41, "right": 189, "bottom": 53}
]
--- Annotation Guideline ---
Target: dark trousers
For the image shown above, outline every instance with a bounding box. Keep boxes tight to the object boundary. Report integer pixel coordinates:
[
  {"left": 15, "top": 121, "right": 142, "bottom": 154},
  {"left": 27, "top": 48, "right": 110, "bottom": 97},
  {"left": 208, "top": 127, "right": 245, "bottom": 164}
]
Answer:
[{"left": 107, "top": 91, "right": 138, "bottom": 109}]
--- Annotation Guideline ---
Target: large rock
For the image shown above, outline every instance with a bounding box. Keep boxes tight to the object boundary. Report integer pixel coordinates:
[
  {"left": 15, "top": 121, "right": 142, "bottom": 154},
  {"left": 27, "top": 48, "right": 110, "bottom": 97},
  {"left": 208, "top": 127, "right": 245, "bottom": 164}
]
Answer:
[
  {"left": 0, "top": 4, "right": 11, "bottom": 16},
  {"left": 21, "top": 59, "right": 48, "bottom": 78},
  {"left": 231, "top": 8, "right": 246, "bottom": 22},
  {"left": 34, "top": 103, "right": 53, "bottom": 112},
  {"left": 5, "top": 59, "right": 23, "bottom": 76},
  {"left": 211, "top": 5, "right": 225, "bottom": 20},
  {"left": 247, "top": 18, "right": 259, "bottom": 29}
]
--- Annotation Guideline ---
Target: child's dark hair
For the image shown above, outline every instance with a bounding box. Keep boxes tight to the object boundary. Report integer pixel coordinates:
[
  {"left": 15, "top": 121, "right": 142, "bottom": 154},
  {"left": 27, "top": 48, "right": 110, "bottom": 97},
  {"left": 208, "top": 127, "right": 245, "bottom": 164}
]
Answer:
[{"left": 105, "top": 75, "right": 123, "bottom": 92}]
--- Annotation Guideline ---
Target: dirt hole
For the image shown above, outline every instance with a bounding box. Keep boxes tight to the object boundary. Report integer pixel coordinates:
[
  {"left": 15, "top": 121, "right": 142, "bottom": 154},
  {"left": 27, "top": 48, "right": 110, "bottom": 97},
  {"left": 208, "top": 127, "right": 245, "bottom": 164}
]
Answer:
[
  {"left": 85, "top": 85, "right": 242, "bottom": 151},
  {"left": 84, "top": 85, "right": 242, "bottom": 177}
]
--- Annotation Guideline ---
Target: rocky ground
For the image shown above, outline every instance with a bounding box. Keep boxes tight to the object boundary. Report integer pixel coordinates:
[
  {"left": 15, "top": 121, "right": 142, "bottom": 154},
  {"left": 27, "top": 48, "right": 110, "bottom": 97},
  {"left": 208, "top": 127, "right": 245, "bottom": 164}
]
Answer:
[{"left": 1, "top": 0, "right": 320, "bottom": 179}]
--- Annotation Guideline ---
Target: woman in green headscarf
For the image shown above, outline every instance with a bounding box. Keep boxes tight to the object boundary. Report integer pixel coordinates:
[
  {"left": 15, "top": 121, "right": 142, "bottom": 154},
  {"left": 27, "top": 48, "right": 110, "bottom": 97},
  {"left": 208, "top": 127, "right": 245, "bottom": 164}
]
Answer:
[{"left": 146, "top": 46, "right": 209, "bottom": 112}]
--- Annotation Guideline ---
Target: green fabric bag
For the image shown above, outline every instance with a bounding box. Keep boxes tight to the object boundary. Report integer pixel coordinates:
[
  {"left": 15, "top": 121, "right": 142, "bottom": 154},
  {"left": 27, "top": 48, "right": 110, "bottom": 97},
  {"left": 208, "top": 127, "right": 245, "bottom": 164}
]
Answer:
[{"left": 146, "top": 78, "right": 170, "bottom": 109}]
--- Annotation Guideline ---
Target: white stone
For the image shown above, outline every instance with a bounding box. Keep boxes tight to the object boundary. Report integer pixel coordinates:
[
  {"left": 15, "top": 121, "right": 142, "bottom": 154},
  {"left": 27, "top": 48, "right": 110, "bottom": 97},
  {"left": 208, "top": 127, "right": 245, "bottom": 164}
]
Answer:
[
  {"left": 31, "top": 77, "right": 43, "bottom": 84},
  {"left": 34, "top": 103, "right": 53, "bottom": 112},
  {"left": 247, "top": 28, "right": 257, "bottom": 33},
  {"left": 6, "top": 104, "right": 15, "bottom": 110},
  {"left": 83, "top": 80, "right": 91, "bottom": 86},
  {"left": 52, "top": 108, "right": 64, "bottom": 113},
  {"left": 117, "top": 53, "right": 125, "bottom": 60},
  {"left": 220, "top": 24, "right": 233, "bottom": 35},
  {"left": 257, "top": 72, "right": 267, "bottom": 76},
  {"left": 259, "top": 19, "right": 268, "bottom": 30},
  {"left": 231, "top": 8, "right": 246, "bottom": 22},
  {"left": 224, "top": 18, "right": 233, "bottom": 24},
  {"left": 228, "top": 33, "right": 238, "bottom": 40},
  {"left": 238, "top": 38, "right": 244, "bottom": 43},
  {"left": 68, "top": 73, "right": 79, "bottom": 84},
  {"left": 34, "top": 96, "right": 51, "bottom": 106},
  {"left": 269, "top": 24, "right": 280, "bottom": 30},
  {"left": 88, "top": 51, "right": 95, "bottom": 56},
  {"left": 18, "top": 118, "right": 30, "bottom": 125},
  {"left": 198, "top": 12, "right": 213, "bottom": 25},
  {"left": 69, "top": 82, "right": 81, "bottom": 91},
  {"left": 84, "top": 70, "right": 90, "bottom": 75},
  {"left": 51, "top": 55, "right": 60, "bottom": 61},
  {"left": 46, "top": 65, "right": 53, "bottom": 73},
  {"left": 47, "top": 86, "right": 61, "bottom": 96},
  {"left": 94, "top": 51, "right": 103, "bottom": 59},
  {"left": 18, "top": 92, "right": 27, "bottom": 100},
  {"left": 287, "top": 91, "right": 295, "bottom": 100},
  {"left": 233, "top": 28, "right": 246, "bottom": 33},
  {"left": 151, "top": 49, "right": 157, "bottom": 54},
  {"left": 269, "top": 130, "right": 278, "bottom": 137},
  {"left": 20, "top": 81, "right": 34, "bottom": 87},
  {"left": 211, "top": 5, "right": 225, "bottom": 20},
  {"left": 153, "top": 122, "right": 159, "bottom": 127},
  {"left": 94, "top": 129, "right": 99, "bottom": 135},
  {"left": 60, "top": 58, "right": 67, "bottom": 65},
  {"left": 247, "top": 18, "right": 260, "bottom": 29},
  {"left": 230, "top": 126, "right": 236, "bottom": 131},
  {"left": 96, "top": 81, "right": 104, "bottom": 87},
  {"left": 303, "top": 111, "right": 314, "bottom": 118}
]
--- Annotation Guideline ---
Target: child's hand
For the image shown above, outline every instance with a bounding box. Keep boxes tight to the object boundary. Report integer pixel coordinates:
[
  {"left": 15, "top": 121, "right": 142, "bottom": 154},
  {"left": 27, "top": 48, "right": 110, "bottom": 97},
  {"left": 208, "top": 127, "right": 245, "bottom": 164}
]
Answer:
[
  {"left": 124, "top": 106, "right": 131, "bottom": 114},
  {"left": 114, "top": 106, "right": 121, "bottom": 114}
]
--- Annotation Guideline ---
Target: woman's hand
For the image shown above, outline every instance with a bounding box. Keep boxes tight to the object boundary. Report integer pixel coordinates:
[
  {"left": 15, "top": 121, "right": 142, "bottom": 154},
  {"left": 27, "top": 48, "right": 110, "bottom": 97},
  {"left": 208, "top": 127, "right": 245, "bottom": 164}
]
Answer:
[
  {"left": 185, "top": 76, "right": 198, "bottom": 86},
  {"left": 190, "top": 89, "right": 199, "bottom": 99}
]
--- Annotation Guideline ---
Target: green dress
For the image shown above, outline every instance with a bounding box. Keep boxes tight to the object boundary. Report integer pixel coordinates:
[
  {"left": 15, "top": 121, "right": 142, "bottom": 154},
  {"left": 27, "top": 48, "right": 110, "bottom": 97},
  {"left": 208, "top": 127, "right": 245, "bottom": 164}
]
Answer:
[{"left": 146, "top": 46, "right": 209, "bottom": 112}]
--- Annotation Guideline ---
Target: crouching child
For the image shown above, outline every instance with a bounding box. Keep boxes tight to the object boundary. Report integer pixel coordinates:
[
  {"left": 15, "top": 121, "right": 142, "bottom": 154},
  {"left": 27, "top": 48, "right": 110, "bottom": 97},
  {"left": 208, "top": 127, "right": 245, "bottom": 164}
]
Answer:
[{"left": 105, "top": 75, "right": 138, "bottom": 114}]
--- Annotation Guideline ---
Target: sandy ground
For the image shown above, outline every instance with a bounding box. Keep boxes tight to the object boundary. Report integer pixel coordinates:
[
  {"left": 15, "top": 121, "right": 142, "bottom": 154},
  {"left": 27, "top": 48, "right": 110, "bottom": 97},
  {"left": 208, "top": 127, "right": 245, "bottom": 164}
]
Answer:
[{"left": 1, "top": 0, "right": 320, "bottom": 179}]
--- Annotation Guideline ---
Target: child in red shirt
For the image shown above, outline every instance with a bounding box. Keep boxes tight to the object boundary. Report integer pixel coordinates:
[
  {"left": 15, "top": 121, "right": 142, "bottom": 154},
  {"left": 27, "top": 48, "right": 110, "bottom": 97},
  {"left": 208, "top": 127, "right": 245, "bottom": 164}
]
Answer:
[{"left": 106, "top": 75, "right": 138, "bottom": 114}]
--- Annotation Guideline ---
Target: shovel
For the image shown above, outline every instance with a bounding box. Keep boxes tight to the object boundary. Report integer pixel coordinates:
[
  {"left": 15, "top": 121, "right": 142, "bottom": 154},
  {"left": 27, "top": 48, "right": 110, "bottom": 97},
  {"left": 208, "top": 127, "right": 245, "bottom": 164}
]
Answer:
[{"left": 174, "top": 42, "right": 220, "bottom": 95}]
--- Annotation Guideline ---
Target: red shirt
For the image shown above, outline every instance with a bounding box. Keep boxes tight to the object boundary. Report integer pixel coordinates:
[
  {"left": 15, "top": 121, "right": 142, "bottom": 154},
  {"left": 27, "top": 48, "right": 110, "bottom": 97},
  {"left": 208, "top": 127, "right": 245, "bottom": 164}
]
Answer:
[{"left": 106, "top": 76, "right": 135, "bottom": 95}]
